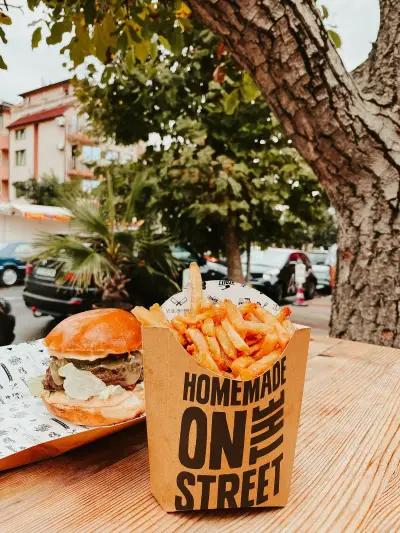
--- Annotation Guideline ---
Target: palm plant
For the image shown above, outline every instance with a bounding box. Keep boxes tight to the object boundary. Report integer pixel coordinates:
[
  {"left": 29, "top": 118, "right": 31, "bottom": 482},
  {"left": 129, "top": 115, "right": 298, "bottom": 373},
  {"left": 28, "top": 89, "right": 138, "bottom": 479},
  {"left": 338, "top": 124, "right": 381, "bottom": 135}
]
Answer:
[{"left": 33, "top": 172, "right": 179, "bottom": 306}]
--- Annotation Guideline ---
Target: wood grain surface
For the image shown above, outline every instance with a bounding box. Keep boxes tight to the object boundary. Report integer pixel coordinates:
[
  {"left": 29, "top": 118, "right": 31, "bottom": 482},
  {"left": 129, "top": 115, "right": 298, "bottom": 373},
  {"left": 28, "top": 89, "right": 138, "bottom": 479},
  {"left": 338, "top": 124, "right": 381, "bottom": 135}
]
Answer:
[{"left": 1, "top": 335, "right": 399, "bottom": 533}]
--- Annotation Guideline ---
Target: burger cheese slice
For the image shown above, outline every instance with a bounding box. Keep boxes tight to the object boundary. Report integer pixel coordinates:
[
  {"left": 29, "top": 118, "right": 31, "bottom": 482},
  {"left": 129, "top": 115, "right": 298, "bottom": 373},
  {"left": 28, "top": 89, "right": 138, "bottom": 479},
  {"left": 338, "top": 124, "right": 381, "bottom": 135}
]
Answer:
[{"left": 41, "top": 308, "right": 144, "bottom": 426}]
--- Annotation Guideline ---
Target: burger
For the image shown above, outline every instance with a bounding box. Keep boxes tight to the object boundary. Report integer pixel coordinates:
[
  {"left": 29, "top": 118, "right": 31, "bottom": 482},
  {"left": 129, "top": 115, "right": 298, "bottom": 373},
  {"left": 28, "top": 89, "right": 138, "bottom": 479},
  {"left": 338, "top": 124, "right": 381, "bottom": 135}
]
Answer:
[{"left": 41, "top": 308, "right": 144, "bottom": 426}]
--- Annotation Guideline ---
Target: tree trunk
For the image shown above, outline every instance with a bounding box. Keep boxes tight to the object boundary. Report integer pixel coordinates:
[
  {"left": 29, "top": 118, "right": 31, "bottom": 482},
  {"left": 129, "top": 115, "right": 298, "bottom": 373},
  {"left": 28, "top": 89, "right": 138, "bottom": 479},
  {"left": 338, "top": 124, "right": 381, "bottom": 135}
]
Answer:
[
  {"left": 245, "top": 237, "right": 251, "bottom": 283},
  {"left": 225, "top": 219, "right": 244, "bottom": 282},
  {"left": 188, "top": 0, "right": 400, "bottom": 347}
]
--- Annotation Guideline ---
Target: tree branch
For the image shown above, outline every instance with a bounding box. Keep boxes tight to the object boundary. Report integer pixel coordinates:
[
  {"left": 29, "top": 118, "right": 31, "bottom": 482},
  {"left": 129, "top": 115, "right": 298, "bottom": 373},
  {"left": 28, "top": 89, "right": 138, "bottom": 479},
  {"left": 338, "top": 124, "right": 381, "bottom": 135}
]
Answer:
[
  {"left": 187, "top": 0, "right": 400, "bottom": 205},
  {"left": 352, "top": 0, "right": 400, "bottom": 108}
]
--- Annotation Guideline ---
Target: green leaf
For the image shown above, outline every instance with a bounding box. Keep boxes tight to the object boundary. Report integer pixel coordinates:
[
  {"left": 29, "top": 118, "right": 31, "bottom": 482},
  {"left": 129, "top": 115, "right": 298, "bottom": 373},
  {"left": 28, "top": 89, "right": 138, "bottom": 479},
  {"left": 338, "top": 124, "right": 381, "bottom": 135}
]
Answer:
[
  {"left": 0, "top": 26, "right": 7, "bottom": 44},
  {"left": 321, "top": 5, "right": 329, "bottom": 19},
  {"left": 0, "top": 12, "right": 12, "bottom": 25},
  {"left": 240, "top": 71, "right": 261, "bottom": 103},
  {"left": 46, "top": 21, "right": 68, "bottom": 45},
  {"left": 223, "top": 89, "right": 240, "bottom": 115},
  {"left": 327, "top": 29, "right": 341, "bottom": 48},
  {"left": 31, "top": 27, "right": 42, "bottom": 49},
  {"left": 0, "top": 54, "right": 7, "bottom": 69},
  {"left": 135, "top": 40, "right": 151, "bottom": 63}
]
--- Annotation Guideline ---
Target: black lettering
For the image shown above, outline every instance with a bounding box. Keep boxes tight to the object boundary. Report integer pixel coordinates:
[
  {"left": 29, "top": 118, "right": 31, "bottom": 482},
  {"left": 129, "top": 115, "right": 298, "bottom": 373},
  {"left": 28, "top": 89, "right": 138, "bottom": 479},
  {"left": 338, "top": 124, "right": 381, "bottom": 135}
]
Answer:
[
  {"left": 179, "top": 407, "right": 207, "bottom": 468},
  {"left": 197, "top": 475, "right": 217, "bottom": 509},
  {"left": 210, "top": 411, "right": 247, "bottom": 469},
  {"left": 175, "top": 471, "right": 195, "bottom": 510},
  {"left": 256, "top": 463, "right": 270, "bottom": 504},
  {"left": 249, "top": 434, "right": 283, "bottom": 465},
  {"left": 196, "top": 375, "right": 210, "bottom": 404},
  {"left": 281, "top": 356, "right": 287, "bottom": 385},
  {"left": 272, "top": 453, "right": 283, "bottom": 495},
  {"left": 183, "top": 372, "right": 196, "bottom": 402},
  {"left": 250, "top": 409, "right": 284, "bottom": 445},
  {"left": 272, "top": 361, "right": 281, "bottom": 391},
  {"left": 240, "top": 468, "right": 257, "bottom": 507},
  {"left": 210, "top": 377, "right": 231, "bottom": 406},
  {"left": 260, "top": 369, "right": 272, "bottom": 397},
  {"left": 252, "top": 390, "right": 284, "bottom": 422},
  {"left": 243, "top": 376, "right": 260, "bottom": 405},
  {"left": 217, "top": 474, "right": 240, "bottom": 509},
  {"left": 230, "top": 379, "right": 242, "bottom": 406}
]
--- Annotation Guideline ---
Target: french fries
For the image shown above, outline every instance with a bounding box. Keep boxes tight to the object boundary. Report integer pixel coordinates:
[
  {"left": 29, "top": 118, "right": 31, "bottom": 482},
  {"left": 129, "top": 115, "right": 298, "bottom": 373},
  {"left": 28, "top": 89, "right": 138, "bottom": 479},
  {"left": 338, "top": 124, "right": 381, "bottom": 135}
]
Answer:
[{"left": 132, "top": 262, "right": 294, "bottom": 380}]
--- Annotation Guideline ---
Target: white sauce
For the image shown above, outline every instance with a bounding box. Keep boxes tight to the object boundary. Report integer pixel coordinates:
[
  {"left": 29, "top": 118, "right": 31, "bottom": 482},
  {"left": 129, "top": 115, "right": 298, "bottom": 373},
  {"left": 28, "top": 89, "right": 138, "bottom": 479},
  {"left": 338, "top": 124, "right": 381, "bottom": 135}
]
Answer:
[{"left": 58, "top": 363, "right": 125, "bottom": 401}]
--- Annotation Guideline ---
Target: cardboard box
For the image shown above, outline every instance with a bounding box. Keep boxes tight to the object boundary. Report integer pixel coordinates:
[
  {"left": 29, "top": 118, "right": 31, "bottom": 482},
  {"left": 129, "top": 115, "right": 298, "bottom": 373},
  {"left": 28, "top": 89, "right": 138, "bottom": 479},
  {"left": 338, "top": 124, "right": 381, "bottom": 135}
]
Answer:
[{"left": 143, "top": 281, "right": 310, "bottom": 512}]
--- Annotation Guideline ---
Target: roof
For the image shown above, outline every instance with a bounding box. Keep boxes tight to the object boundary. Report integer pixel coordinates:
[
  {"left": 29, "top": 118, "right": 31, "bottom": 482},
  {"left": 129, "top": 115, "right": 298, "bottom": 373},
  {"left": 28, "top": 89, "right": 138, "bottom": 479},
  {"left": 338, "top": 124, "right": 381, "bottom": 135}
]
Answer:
[
  {"left": 7, "top": 105, "right": 70, "bottom": 129},
  {"left": 19, "top": 79, "right": 71, "bottom": 98},
  {"left": 0, "top": 102, "right": 12, "bottom": 111}
]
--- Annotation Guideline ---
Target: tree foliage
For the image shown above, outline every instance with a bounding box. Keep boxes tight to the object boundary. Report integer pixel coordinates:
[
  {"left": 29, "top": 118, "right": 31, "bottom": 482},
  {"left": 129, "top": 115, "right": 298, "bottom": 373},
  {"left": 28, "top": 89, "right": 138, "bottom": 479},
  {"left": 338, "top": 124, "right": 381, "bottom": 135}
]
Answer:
[
  {"left": 33, "top": 172, "right": 179, "bottom": 306},
  {"left": 77, "top": 27, "right": 335, "bottom": 276},
  {"left": 13, "top": 174, "right": 85, "bottom": 206}
]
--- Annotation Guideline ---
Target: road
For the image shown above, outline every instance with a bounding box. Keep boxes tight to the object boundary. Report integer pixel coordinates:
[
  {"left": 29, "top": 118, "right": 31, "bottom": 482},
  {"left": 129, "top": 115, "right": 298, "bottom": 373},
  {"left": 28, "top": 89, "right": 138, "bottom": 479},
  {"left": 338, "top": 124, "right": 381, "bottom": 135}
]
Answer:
[
  {"left": 0, "top": 284, "right": 56, "bottom": 344},
  {"left": 1, "top": 285, "right": 331, "bottom": 344}
]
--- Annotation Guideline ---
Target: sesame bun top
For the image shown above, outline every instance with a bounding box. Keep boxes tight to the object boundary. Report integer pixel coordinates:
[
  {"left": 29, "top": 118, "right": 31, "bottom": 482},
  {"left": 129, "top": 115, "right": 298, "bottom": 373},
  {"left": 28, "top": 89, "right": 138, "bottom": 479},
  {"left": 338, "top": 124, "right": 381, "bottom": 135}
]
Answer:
[{"left": 44, "top": 308, "right": 141, "bottom": 359}]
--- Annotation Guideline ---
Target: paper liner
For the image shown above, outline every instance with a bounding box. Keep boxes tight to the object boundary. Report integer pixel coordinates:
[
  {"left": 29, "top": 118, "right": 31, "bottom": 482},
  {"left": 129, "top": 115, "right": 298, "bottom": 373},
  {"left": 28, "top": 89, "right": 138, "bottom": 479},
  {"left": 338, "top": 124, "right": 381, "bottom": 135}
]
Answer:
[{"left": 0, "top": 341, "right": 145, "bottom": 472}]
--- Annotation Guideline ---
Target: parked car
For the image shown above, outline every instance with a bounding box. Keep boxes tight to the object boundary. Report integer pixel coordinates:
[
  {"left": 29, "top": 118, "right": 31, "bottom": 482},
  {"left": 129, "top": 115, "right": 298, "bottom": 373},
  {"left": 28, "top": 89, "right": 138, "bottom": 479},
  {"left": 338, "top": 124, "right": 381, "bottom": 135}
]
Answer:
[
  {"left": 171, "top": 245, "right": 227, "bottom": 287},
  {"left": 242, "top": 248, "right": 317, "bottom": 303},
  {"left": 23, "top": 246, "right": 228, "bottom": 319},
  {"left": 0, "top": 298, "right": 15, "bottom": 346},
  {"left": 308, "top": 250, "right": 330, "bottom": 291},
  {"left": 0, "top": 241, "right": 34, "bottom": 287}
]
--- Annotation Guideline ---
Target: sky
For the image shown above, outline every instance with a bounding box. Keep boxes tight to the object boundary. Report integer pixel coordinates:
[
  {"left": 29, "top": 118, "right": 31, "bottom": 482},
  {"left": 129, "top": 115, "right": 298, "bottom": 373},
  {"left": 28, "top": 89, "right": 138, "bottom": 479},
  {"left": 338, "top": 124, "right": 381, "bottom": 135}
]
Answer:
[{"left": 1, "top": 0, "right": 380, "bottom": 104}]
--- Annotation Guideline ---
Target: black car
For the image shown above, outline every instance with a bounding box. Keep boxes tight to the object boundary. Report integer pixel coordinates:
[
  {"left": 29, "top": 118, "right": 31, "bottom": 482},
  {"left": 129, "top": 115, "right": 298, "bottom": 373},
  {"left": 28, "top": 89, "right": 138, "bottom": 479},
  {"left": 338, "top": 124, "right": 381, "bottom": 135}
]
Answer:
[
  {"left": 0, "top": 298, "right": 15, "bottom": 346},
  {"left": 23, "top": 260, "right": 100, "bottom": 318},
  {"left": 0, "top": 241, "right": 34, "bottom": 286},
  {"left": 23, "top": 247, "right": 228, "bottom": 319},
  {"left": 242, "top": 248, "right": 317, "bottom": 303}
]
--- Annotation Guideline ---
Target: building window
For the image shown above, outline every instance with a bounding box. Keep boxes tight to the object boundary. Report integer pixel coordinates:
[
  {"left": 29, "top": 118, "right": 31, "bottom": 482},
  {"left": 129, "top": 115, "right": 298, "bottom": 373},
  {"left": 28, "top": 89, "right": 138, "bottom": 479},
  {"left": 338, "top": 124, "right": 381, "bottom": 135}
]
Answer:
[
  {"left": 15, "top": 150, "right": 26, "bottom": 166},
  {"left": 15, "top": 128, "right": 26, "bottom": 140},
  {"left": 105, "top": 150, "right": 119, "bottom": 162},
  {"left": 71, "top": 144, "right": 78, "bottom": 169},
  {"left": 82, "top": 145, "right": 101, "bottom": 163}
]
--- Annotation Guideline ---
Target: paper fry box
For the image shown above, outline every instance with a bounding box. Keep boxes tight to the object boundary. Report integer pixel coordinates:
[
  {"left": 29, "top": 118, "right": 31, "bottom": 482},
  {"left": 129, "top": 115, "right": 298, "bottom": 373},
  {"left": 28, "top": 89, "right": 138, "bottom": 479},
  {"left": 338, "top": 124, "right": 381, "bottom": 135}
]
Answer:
[{"left": 143, "top": 281, "right": 310, "bottom": 512}]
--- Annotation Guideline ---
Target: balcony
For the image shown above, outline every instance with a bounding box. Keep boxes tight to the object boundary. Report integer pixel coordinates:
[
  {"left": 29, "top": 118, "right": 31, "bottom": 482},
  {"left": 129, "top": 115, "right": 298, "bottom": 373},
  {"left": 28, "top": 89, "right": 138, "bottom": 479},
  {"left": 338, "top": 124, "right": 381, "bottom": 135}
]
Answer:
[{"left": 0, "top": 134, "right": 9, "bottom": 151}]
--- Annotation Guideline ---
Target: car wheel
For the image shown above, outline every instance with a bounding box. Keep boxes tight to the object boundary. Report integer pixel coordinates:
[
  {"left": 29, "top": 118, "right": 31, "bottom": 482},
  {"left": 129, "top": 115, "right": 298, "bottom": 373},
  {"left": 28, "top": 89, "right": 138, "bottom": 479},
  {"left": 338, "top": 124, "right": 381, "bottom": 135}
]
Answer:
[
  {"left": 273, "top": 283, "right": 284, "bottom": 304},
  {"left": 0, "top": 267, "right": 18, "bottom": 287},
  {"left": 305, "top": 280, "right": 316, "bottom": 300}
]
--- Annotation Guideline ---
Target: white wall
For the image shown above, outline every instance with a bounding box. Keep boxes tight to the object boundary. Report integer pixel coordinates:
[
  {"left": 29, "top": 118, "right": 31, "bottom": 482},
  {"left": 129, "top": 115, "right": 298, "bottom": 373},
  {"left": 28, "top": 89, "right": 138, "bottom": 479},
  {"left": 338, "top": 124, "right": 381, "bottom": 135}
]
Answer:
[
  {"left": 0, "top": 215, "right": 71, "bottom": 243},
  {"left": 8, "top": 125, "right": 34, "bottom": 199},
  {"left": 38, "top": 120, "right": 66, "bottom": 179}
]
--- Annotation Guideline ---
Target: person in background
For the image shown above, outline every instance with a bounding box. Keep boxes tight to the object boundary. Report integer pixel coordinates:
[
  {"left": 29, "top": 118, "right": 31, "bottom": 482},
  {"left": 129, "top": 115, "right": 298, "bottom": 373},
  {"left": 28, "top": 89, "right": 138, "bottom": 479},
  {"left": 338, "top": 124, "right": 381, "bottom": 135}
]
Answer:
[
  {"left": 326, "top": 243, "right": 337, "bottom": 290},
  {"left": 0, "top": 298, "right": 15, "bottom": 346}
]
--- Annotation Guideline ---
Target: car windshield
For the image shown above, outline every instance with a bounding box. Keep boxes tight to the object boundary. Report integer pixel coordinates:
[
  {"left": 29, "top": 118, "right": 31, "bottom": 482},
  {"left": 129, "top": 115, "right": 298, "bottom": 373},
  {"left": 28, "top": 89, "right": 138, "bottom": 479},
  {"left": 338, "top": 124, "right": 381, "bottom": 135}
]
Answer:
[
  {"left": 309, "top": 252, "right": 327, "bottom": 265},
  {"left": 0, "top": 243, "right": 10, "bottom": 257},
  {"left": 242, "top": 249, "right": 289, "bottom": 267}
]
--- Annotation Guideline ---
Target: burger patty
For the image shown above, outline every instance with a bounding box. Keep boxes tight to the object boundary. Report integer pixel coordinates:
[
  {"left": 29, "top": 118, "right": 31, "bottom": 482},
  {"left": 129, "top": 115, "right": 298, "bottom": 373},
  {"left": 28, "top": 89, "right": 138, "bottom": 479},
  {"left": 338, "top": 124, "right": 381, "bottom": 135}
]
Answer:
[{"left": 43, "top": 351, "right": 142, "bottom": 392}]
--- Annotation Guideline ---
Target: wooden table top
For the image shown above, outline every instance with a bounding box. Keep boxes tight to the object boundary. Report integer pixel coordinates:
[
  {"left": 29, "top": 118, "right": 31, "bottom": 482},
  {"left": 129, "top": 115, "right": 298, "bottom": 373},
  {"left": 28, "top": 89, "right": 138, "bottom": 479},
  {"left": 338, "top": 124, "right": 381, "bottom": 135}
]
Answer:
[{"left": 1, "top": 335, "right": 399, "bottom": 532}]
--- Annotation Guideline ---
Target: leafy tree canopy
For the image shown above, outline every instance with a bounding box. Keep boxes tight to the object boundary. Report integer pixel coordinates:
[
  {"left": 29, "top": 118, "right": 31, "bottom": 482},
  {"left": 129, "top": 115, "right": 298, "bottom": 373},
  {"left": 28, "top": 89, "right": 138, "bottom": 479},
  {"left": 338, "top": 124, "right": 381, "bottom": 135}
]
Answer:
[
  {"left": 78, "top": 27, "right": 335, "bottom": 274},
  {"left": 14, "top": 174, "right": 85, "bottom": 206}
]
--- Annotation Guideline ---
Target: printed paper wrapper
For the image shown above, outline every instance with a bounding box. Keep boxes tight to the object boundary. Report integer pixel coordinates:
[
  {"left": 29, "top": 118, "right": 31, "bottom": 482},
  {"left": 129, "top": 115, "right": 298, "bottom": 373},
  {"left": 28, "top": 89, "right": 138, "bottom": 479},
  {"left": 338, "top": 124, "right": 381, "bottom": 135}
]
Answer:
[
  {"left": 0, "top": 341, "right": 145, "bottom": 472},
  {"left": 143, "top": 280, "right": 310, "bottom": 512}
]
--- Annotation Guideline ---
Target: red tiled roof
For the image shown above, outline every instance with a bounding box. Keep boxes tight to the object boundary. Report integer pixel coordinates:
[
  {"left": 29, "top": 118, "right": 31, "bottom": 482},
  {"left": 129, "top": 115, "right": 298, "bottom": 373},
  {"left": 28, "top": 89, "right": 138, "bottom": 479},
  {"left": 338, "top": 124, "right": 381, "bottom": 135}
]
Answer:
[
  {"left": 7, "top": 104, "right": 70, "bottom": 129},
  {"left": 19, "top": 79, "right": 71, "bottom": 97}
]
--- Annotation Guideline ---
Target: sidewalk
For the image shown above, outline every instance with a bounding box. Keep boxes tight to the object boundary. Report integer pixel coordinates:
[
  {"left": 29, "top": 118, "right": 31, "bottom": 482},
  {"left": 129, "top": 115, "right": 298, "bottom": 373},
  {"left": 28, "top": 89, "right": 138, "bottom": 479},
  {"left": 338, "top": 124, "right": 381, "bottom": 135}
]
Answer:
[{"left": 288, "top": 294, "right": 331, "bottom": 336}]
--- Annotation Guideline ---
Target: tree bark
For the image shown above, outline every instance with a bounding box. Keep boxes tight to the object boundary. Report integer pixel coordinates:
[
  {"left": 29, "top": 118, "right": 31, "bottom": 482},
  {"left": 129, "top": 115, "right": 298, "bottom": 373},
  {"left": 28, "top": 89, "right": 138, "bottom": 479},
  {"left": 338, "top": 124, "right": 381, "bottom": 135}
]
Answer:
[
  {"left": 188, "top": 0, "right": 400, "bottom": 347},
  {"left": 225, "top": 219, "right": 244, "bottom": 282}
]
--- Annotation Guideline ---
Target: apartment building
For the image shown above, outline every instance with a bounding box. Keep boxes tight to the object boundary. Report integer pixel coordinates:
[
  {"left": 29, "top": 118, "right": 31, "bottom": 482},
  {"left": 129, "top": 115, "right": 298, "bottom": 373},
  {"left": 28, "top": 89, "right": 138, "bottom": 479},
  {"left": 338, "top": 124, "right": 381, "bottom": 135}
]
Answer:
[
  {"left": 0, "top": 79, "right": 145, "bottom": 201},
  {"left": 0, "top": 101, "right": 12, "bottom": 201}
]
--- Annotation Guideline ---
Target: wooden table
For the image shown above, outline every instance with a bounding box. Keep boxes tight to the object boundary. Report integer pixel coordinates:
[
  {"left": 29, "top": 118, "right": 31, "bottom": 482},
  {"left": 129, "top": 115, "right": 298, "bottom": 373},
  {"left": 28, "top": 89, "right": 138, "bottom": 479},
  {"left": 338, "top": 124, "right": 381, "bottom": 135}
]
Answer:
[{"left": 1, "top": 336, "right": 399, "bottom": 532}]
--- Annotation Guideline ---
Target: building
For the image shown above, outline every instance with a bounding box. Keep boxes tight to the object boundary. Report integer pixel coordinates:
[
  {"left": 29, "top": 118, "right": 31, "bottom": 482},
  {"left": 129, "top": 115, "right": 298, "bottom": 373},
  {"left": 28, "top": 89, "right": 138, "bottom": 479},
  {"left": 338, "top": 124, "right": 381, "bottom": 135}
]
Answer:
[
  {"left": 0, "top": 79, "right": 145, "bottom": 202},
  {"left": 0, "top": 101, "right": 12, "bottom": 201}
]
